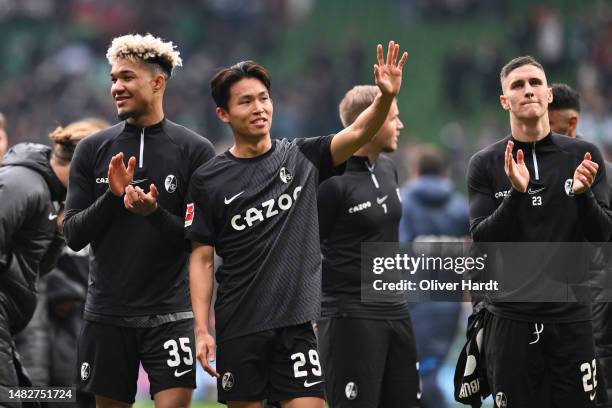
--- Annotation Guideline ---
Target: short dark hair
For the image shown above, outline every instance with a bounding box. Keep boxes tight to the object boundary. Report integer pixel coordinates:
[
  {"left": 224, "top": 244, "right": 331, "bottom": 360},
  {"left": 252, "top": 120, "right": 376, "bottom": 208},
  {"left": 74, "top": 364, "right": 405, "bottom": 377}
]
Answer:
[
  {"left": 500, "top": 55, "right": 545, "bottom": 84},
  {"left": 210, "top": 61, "right": 271, "bottom": 110},
  {"left": 549, "top": 83, "right": 581, "bottom": 113},
  {"left": 412, "top": 144, "right": 446, "bottom": 176}
]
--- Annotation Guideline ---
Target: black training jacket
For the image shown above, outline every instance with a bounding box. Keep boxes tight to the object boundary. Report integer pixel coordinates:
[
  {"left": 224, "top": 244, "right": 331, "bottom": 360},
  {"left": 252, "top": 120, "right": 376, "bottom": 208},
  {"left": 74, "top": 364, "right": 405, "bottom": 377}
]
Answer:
[
  {"left": 318, "top": 155, "right": 409, "bottom": 319},
  {"left": 467, "top": 132, "right": 612, "bottom": 322},
  {"left": 0, "top": 143, "right": 65, "bottom": 334},
  {"left": 64, "top": 119, "right": 215, "bottom": 322}
]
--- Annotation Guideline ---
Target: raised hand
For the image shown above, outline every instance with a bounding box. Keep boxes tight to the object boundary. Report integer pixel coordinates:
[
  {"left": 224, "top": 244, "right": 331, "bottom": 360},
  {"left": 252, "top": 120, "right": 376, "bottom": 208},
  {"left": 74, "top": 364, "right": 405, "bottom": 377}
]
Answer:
[
  {"left": 504, "top": 140, "right": 529, "bottom": 193},
  {"left": 196, "top": 333, "right": 219, "bottom": 378},
  {"left": 572, "top": 152, "right": 598, "bottom": 194},
  {"left": 374, "top": 40, "right": 408, "bottom": 97},
  {"left": 123, "top": 184, "right": 158, "bottom": 216},
  {"left": 108, "top": 152, "right": 136, "bottom": 196}
]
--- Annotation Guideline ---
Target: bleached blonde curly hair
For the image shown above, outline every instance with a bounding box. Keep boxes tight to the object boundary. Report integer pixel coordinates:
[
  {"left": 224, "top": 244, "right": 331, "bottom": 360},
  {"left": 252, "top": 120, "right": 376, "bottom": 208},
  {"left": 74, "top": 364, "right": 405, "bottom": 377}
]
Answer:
[{"left": 106, "top": 33, "right": 183, "bottom": 77}]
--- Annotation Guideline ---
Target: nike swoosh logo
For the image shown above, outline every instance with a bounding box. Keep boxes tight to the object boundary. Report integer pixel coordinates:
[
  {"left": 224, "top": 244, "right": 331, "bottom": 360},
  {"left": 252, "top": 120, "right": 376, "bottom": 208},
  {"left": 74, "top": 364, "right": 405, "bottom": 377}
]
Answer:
[
  {"left": 376, "top": 195, "right": 388, "bottom": 205},
  {"left": 527, "top": 187, "right": 545, "bottom": 195},
  {"left": 303, "top": 380, "right": 323, "bottom": 388},
  {"left": 590, "top": 391, "right": 596, "bottom": 401},
  {"left": 174, "top": 369, "right": 193, "bottom": 378},
  {"left": 224, "top": 191, "right": 244, "bottom": 205},
  {"left": 48, "top": 213, "right": 58, "bottom": 220},
  {"left": 131, "top": 178, "right": 148, "bottom": 185}
]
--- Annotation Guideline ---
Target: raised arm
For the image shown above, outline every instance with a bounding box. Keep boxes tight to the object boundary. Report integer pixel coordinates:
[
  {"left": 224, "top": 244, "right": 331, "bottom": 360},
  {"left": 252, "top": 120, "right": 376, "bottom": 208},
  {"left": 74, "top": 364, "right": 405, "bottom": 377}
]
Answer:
[
  {"left": 190, "top": 242, "right": 219, "bottom": 378},
  {"left": 330, "top": 40, "right": 408, "bottom": 166}
]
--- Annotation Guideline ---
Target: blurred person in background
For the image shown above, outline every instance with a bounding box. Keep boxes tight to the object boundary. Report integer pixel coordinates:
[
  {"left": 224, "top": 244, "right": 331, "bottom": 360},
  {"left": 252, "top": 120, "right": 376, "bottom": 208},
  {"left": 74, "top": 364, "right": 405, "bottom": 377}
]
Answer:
[
  {"left": 0, "top": 119, "right": 90, "bottom": 399},
  {"left": 399, "top": 144, "right": 469, "bottom": 408},
  {"left": 14, "top": 118, "right": 107, "bottom": 408},
  {"left": 64, "top": 34, "right": 215, "bottom": 408},
  {"left": 317, "top": 84, "right": 420, "bottom": 407},
  {"left": 549, "top": 82, "right": 612, "bottom": 407},
  {"left": 0, "top": 113, "right": 8, "bottom": 162},
  {"left": 47, "top": 119, "right": 107, "bottom": 408},
  {"left": 400, "top": 144, "right": 469, "bottom": 242},
  {"left": 548, "top": 83, "right": 580, "bottom": 138}
]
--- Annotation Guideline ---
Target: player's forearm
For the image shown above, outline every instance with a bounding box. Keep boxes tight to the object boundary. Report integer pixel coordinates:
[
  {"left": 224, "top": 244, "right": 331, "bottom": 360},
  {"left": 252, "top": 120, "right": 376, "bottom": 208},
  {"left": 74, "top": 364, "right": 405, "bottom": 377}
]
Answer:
[
  {"left": 145, "top": 206, "right": 185, "bottom": 249},
  {"left": 189, "top": 248, "right": 215, "bottom": 337},
  {"left": 331, "top": 93, "right": 394, "bottom": 166},
  {"left": 470, "top": 189, "right": 526, "bottom": 242},
  {"left": 64, "top": 189, "right": 123, "bottom": 251}
]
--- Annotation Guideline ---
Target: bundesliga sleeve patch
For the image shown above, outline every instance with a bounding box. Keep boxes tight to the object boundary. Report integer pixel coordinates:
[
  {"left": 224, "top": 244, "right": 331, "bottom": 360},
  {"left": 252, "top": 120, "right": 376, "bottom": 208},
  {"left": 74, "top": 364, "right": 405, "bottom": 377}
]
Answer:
[{"left": 184, "top": 203, "right": 194, "bottom": 227}]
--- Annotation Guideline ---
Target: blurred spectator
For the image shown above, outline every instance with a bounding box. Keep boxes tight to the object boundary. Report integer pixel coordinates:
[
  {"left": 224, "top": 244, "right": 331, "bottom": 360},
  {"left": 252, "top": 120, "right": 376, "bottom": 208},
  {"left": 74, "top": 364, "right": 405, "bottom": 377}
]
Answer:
[
  {"left": 442, "top": 45, "right": 473, "bottom": 112},
  {"left": 400, "top": 144, "right": 469, "bottom": 242},
  {"left": 548, "top": 82, "right": 581, "bottom": 137},
  {"left": 399, "top": 144, "right": 469, "bottom": 408},
  {"left": 549, "top": 83, "right": 612, "bottom": 407},
  {"left": 14, "top": 118, "right": 107, "bottom": 407},
  {"left": 1, "top": 117, "right": 92, "bottom": 397}
]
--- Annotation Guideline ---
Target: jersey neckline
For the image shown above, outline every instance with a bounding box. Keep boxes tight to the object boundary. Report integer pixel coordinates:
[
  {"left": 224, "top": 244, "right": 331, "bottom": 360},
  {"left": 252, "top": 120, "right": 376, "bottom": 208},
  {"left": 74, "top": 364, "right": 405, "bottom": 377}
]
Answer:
[
  {"left": 225, "top": 139, "right": 277, "bottom": 163},
  {"left": 123, "top": 118, "right": 166, "bottom": 134},
  {"left": 346, "top": 155, "right": 378, "bottom": 172},
  {"left": 509, "top": 131, "right": 553, "bottom": 149}
]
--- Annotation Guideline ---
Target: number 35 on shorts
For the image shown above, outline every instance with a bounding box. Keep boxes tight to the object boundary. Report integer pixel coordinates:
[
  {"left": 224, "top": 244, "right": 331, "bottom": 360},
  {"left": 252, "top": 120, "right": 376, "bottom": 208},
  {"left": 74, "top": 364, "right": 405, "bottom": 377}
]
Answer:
[
  {"left": 164, "top": 337, "right": 194, "bottom": 367},
  {"left": 291, "top": 349, "right": 322, "bottom": 379}
]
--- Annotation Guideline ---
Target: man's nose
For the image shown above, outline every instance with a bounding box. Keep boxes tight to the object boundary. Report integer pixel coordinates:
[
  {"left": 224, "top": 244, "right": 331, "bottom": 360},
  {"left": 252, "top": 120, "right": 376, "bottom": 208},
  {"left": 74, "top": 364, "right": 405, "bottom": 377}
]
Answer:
[
  {"left": 111, "top": 80, "right": 125, "bottom": 95},
  {"left": 253, "top": 99, "right": 265, "bottom": 113}
]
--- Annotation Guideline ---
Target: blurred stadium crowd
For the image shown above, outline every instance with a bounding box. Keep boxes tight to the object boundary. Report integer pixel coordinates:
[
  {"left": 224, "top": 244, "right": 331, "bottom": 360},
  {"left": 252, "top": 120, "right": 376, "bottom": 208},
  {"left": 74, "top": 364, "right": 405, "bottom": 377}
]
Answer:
[
  {"left": 0, "top": 0, "right": 610, "bottom": 166},
  {"left": 0, "top": 0, "right": 611, "bottom": 406}
]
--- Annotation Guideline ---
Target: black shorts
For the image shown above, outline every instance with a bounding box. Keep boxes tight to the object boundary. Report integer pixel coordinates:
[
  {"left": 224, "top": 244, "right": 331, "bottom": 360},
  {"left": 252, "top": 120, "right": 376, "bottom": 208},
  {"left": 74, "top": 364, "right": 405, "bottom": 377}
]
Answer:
[
  {"left": 76, "top": 319, "right": 196, "bottom": 403},
  {"left": 216, "top": 322, "right": 324, "bottom": 405},
  {"left": 484, "top": 314, "right": 597, "bottom": 407},
  {"left": 317, "top": 317, "right": 420, "bottom": 408}
]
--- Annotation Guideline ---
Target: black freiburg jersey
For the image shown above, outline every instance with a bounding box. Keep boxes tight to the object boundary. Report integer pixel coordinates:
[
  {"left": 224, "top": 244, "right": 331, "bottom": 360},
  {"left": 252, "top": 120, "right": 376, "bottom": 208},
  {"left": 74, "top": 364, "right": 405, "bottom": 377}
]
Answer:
[
  {"left": 186, "top": 135, "right": 343, "bottom": 342},
  {"left": 65, "top": 119, "right": 215, "bottom": 325},
  {"left": 318, "top": 155, "right": 409, "bottom": 319},
  {"left": 468, "top": 132, "right": 612, "bottom": 322}
]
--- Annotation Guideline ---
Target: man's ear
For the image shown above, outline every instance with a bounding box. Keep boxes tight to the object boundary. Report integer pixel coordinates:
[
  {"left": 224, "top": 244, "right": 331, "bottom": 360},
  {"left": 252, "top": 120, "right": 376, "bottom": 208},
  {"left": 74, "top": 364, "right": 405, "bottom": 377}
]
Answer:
[
  {"left": 569, "top": 115, "right": 579, "bottom": 134},
  {"left": 152, "top": 74, "right": 165, "bottom": 93},
  {"left": 216, "top": 107, "right": 230, "bottom": 123},
  {"left": 500, "top": 94, "right": 510, "bottom": 111}
]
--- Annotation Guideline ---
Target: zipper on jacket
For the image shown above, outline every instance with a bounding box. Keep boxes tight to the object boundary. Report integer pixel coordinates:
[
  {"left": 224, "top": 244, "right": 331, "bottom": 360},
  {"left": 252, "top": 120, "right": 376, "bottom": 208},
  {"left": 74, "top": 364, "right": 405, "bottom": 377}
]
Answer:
[
  {"left": 365, "top": 161, "right": 379, "bottom": 189},
  {"left": 139, "top": 128, "right": 145, "bottom": 168},
  {"left": 532, "top": 142, "right": 540, "bottom": 180}
]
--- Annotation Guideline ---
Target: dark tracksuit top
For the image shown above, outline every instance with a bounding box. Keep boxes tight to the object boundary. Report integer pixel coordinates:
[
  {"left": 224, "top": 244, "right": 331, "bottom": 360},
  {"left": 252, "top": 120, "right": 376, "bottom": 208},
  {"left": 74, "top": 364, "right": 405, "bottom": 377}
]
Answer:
[
  {"left": 318, "top": 155, "right": 410, "bottom": 319},
  {"left": 467, "top": 132, "right": 612, "bottom": 323},
  {"left": 185, "top": 136, "right": 344, "bottom": 342},
  {"left": 64, "top": 119, "right": 215, "bottom": 326}
]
